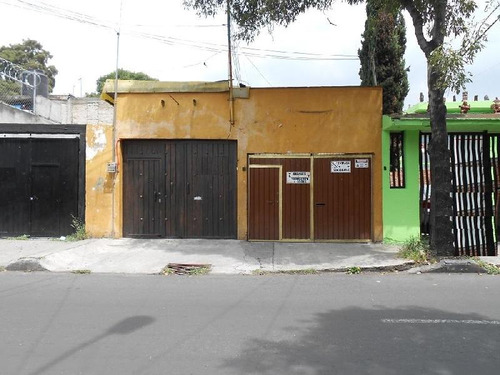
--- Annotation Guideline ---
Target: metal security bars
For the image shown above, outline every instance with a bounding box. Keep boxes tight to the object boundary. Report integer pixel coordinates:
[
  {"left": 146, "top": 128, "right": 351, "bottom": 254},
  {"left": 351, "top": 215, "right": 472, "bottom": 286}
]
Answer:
[
  {"left": 420, "top": 132, "right": 499, "bottom": 256},
  {"left": 389, "top": 132, "right": 405, "bottom": 188},
  {"left": 420, "top": 133, "right": 431, "bottom": 236}
]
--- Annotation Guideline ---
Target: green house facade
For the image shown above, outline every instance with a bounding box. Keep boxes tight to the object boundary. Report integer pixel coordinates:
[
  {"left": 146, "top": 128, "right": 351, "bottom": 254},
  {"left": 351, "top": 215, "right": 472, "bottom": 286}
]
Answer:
[{"left": 382, "top": 99, "right": 500, "bottom": 252}]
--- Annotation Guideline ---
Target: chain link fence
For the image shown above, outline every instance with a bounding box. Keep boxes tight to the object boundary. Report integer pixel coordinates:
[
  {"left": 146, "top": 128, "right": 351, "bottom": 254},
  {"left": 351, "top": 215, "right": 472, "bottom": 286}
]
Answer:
[{"left": 0, "top": 57, "right": 48, "bottom": 113}]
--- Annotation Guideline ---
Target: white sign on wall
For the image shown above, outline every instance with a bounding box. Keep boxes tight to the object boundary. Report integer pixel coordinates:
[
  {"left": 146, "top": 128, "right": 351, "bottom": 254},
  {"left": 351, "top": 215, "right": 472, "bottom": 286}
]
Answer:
[
  {"left": 331, "top": 161, "right": 351, "bottom": 173},
  {"left": 355, "top": 159, "right": 369, "bottom": 168},
  {"left": 286, "top": 171, "right": 310, "bottom": 184}
]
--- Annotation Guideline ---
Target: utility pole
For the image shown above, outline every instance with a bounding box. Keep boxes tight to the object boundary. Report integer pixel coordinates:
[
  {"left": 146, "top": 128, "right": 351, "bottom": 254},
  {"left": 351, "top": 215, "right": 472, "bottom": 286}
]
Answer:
[
  {"left": 227, "top": 0, "right": 234, "bottom": 125},
  {"left": 111, "top": 0, "right": 123, "bottom": 237}
]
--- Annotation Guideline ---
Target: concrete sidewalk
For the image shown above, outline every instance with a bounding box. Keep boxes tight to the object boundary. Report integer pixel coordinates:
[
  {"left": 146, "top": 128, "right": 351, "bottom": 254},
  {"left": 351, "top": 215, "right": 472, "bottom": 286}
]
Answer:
[{"left": 0, "top": 238, "right": 413, "bottom": 274}]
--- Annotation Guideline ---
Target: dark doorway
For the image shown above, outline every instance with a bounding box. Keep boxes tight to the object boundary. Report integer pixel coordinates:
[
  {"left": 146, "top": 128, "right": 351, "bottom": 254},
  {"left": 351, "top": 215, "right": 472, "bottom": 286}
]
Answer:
[
  {"left": 0, "top": 136, "right": 81, "bottom": 237},
  {"left": 122, "top": 140, "right": 237, "bottom": 239}
]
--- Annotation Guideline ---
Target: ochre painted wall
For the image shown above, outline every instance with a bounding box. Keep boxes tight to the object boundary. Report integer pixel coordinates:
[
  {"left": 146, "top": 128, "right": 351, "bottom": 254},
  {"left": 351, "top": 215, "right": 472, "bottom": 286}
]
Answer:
[
  {"left": 87, "top": 86, "right": 383, "bottom": 241},
  {"left": 85, "top": 124, "right": 115, "bottom": 237}
]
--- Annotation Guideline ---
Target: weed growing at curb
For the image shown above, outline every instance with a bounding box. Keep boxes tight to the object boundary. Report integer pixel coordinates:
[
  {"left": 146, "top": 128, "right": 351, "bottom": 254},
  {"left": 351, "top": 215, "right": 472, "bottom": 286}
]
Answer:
[
  {"left": 346, "top": 266, "right": 362, "bottom": 274},
  {"left": 72, "top": 269, "right": 91, "bottom": 274},
  {"left": 66, "top": 216, "right": 88, "bottom": 241},
  {"left": 0, "top": 266, "right": 5, "bottom": 272},
  {"left": 7, "top": 234, "right": 30, "bottom": 240},
  {"left": 398, "top": 236, "right": 431, "bottom": 263},
  {"left": 474, "top": 259, "right": 500, "bottom": 275},
  {"left": 188, "top": 266, "right": 211, "bottom": 275}
]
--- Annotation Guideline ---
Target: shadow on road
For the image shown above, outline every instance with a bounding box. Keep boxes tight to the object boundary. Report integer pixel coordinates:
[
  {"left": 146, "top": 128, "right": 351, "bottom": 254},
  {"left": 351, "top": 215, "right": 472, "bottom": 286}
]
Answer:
[
  {"left": 29, "top": 315, "right": 155, "bottom": 375},
  {"left": 221, "top": 306, "right": 499, "bottom": 375}
]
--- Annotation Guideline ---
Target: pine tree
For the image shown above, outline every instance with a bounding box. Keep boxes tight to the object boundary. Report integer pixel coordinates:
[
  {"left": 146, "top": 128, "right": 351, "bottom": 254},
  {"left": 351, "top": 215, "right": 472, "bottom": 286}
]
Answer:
[{"left": 358, "top": 1, "right": 409, "bottom": 114}]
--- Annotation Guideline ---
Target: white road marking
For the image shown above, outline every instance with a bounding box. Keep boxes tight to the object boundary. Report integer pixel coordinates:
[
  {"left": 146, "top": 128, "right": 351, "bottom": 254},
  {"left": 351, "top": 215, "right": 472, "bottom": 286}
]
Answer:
[{"left": 381, "top": 319, "right": 500, "bottom": 325}]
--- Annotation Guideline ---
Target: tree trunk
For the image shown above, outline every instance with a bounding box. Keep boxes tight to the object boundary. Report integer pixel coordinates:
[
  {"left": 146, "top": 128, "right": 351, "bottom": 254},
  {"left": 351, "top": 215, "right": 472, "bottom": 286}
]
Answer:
[{"left": 427, "top": 63, "right": 455, "bottom": 256}]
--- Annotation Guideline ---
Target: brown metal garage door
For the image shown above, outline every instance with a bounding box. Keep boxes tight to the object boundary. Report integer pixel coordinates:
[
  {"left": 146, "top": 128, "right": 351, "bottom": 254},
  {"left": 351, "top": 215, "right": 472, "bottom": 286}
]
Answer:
[
  {"left": 248, "top": 166, "right": 281, "bottom": 240},
  {"left": 248, "top": 154, "right": 372, "bottom": 241},
  {"left": 123, "top": 140, "right": 237, "bottom": 239},
  {"left": 314, "top": 157, "right": 371, "bottom": 240}
]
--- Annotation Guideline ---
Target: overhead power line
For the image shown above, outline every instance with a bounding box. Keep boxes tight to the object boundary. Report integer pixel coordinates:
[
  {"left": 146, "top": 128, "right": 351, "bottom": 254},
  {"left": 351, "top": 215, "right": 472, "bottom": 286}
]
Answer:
[{"left": 0, "top": 0, "right": 359, "bottom": 62}]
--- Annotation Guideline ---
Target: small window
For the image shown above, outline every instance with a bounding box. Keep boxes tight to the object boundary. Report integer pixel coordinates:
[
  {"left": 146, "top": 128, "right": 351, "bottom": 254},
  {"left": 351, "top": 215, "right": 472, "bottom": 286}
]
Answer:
[{"left": 390, "top": 132, "right": 405, "bottom": 188}]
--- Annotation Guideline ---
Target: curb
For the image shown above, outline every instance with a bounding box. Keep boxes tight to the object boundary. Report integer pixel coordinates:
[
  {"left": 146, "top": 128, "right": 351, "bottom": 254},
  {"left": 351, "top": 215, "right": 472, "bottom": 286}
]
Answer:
[{"left": 407, "top": 259, "right": 489, "bottom": 274}]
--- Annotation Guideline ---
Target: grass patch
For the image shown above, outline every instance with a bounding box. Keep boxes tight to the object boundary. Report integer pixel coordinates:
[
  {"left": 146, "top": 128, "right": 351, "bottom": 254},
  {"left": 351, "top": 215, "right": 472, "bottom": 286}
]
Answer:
[
  {"left": 0, "top": 266, "right": 5, "bottom": 272},
  {"left": 397, "top": 236, "right": 431, "bottom": 263},
  {"left": 346, "top": 266, "right": 362, "bottom": 275},
  {"left": 7, "top": 234, "right": 30, "bottom": 240},
  {"left": 66, "top": 216, "right": 88, "bottom": 241},
  {"left": 474, "top": 259, "right": 500, "bottom": 275},
  {"left": 72, "top": 269, "right": 91, "bottom": 274}
]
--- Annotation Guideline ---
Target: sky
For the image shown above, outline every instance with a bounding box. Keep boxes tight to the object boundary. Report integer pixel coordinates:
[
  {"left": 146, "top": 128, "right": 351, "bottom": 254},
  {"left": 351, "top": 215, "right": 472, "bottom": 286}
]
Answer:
[{"left": 0, "top": 0, "right": 499, "bottom": 109}]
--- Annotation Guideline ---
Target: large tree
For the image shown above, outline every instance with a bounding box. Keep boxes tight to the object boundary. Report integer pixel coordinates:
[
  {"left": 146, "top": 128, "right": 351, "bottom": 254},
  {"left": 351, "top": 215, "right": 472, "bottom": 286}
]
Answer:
[
  {"left": 93, "top": 69, "right": 158, "bottom": 95},
  {"left": 185, "top": 0, "right": 500, "bottom": 255},
  {"left": 358, "top": 0, "right": 409, "bottom": 114},
  {"left": 0, "top": 39, "right": 58, "bottom": 92}
]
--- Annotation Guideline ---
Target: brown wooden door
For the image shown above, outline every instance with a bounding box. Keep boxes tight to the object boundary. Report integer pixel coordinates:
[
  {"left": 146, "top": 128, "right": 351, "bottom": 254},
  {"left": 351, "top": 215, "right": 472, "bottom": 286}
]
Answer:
[
  {"left": 123, "top": 141, "right": 166, "bottom": 237},
  {"left": 124, "top": 140, "right": 237, "bottom": 239},
  {"left": 314, "top": 157, "right": 371, "bottom": 240},
  {"left": 248, "top": 167, "right": 280, "bottom": 240},
  {"left": 171, "top": 141, "right": 237, "bottom": 239}
]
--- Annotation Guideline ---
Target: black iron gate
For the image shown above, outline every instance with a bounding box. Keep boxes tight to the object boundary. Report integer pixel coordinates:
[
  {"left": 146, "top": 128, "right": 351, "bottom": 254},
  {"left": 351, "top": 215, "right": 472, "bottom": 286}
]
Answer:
[
  {"left": 420, "top": 132, "right": 500, "bottom": 256},
  {"left": 0, "top": 135, "right": 81, "bottom": 237}
]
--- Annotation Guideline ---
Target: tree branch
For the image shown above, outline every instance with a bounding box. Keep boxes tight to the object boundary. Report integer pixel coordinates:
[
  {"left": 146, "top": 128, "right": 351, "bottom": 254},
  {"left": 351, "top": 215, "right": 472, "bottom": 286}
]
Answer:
[{"left": 400, "top": 0, "right": 432, "bottom": 56}]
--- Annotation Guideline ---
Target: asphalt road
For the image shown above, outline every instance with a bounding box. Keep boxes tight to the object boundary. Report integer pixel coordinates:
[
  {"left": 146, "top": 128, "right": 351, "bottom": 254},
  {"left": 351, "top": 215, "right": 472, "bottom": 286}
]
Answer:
[{"left": 1, "top": 272, "right": 499, "bottom": 375}]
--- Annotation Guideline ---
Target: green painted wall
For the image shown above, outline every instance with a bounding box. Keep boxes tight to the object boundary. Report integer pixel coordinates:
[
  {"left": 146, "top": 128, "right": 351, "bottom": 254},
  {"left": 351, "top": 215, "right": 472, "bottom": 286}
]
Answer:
[
  {"left": 382, "top": 113, "right": 500, "bottom": 243},
  {"left": 382, "top": 116, "right": 421, "bottom": 242}
]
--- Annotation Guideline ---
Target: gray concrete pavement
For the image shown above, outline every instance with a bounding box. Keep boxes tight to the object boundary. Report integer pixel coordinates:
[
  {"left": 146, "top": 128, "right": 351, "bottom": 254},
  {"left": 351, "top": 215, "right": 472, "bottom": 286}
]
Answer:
[
  {"left": 0, "top": 238, "right": 414, "bottom": 274},
  {"left": 2, "top": 273, "right": 500, "bottom": 375}
]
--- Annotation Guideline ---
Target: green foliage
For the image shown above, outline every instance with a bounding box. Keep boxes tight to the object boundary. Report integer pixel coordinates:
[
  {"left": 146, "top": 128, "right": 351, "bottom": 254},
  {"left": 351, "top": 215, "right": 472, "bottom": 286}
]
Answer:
[
  {"left": 474, "top": 259, "right": 500, "bottom": 275},
  {"left": 7, "top": 234, "right": 30, "bottom": 240},
  {"left": 66, "top": 215, "right": 88, "bottom": 241},
  {"left": 94, "top": 69, "right": 158, "bottom": 95},
  {"left": 397, "top": 236, "right": 430, "bottom": 263},
  {"left": 0, "top": 39, "right": 58, "bottom": 92},
  {"left": 346, "top": 266, "right": 362, "bottom": 274},
  {"left": 358, "top": 0, "right": 409, "bottom": 114},
  {"left": 185, "top": 0, "right": 335, "bottom": 41}
]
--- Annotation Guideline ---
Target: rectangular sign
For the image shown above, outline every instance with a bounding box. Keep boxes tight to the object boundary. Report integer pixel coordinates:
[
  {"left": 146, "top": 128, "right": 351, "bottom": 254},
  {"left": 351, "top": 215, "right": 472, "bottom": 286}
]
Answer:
[
  {"left": 286, "top": 171, "right": 310, "bottom": 184},
  {"left": 355, "top": 159, "right": 369, "bottom": 168},
  {"left": 331, "top": 160, "right": 351, "bottom": 173}
]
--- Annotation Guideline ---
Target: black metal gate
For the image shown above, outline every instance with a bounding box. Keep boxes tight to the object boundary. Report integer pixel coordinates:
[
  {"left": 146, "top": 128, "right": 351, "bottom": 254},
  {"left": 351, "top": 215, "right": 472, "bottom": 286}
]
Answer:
[
  {"left": 0, "top": 135, "right": 81, "bottom": 237},
  {"left": 123, "top": 140, "right": 237, "bottom": 239},
  {"left": 420, "top": 132, "right": 499, "bottom": 256}
]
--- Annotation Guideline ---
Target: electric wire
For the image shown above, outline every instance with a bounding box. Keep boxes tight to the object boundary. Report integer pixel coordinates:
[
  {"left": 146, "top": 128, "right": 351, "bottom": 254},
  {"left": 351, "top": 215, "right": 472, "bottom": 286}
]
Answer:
[{"left": 0, "top": 0, "right": 359, "bottom": 62}]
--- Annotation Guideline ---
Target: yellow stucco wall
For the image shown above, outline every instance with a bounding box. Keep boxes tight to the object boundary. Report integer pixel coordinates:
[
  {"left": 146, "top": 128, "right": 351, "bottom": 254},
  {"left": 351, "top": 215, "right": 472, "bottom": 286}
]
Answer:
[
  {"left": 87, "top": 86, "right": 383, "bottom": 241},
  {"left": 85, "top": 124, "right": 114, "bottom": 237}
]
